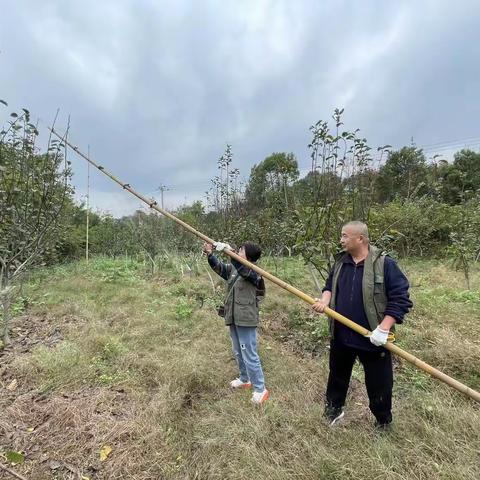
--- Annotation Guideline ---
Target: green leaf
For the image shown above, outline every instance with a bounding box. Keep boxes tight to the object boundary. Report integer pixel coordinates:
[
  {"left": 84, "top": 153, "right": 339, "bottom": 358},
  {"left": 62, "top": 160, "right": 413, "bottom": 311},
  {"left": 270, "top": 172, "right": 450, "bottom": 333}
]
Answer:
[{"left": 5, "top": 450, "right": 25, "bottom": 464}]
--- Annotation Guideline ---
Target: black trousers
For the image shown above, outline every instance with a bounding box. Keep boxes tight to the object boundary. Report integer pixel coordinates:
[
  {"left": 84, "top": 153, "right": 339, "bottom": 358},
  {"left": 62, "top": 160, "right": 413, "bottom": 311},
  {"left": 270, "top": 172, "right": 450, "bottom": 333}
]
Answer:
[{"left": 326, "top": 340, "right": 393, "bottom": 424}]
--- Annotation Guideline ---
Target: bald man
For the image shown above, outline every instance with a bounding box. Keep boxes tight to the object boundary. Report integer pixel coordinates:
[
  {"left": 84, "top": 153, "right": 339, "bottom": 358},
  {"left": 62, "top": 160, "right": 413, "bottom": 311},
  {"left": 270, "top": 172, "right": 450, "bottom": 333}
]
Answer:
[{"left": 312, "top": 221, "right": 412, "bottom": 429}]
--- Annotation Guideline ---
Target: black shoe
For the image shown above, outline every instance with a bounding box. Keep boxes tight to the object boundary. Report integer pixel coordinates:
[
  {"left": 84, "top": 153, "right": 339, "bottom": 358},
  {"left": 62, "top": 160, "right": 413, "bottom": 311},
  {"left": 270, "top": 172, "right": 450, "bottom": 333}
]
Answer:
[{"left": 323, "top": 406, "right": 345, "bottom": 426}]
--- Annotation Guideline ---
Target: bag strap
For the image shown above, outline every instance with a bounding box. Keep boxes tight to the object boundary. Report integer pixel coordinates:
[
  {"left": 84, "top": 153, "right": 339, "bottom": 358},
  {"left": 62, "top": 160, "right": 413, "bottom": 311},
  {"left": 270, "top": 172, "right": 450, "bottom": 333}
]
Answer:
[{"left": 223, "top": 268, "right": 241, "bottom": 304}]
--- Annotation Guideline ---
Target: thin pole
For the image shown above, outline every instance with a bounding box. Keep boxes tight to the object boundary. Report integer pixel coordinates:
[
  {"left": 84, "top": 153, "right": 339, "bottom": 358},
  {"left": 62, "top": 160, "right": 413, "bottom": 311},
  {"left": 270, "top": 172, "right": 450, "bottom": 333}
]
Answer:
[
  {"left": 157, "top": 185, "right": 169, "bottom": 209},
  {"left": 49, "top": 126, "right": 480, "bottom": 404},
  {"left": 86, "top": 145, "right": 90, "bottom": 264}
]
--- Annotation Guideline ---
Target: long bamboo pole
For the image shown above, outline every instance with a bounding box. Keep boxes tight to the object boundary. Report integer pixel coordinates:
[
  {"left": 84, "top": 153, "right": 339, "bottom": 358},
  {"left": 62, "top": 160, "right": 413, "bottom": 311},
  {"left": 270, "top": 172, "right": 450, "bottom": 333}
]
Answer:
[{"left": 50, "top": 127, "right": 480, "bottom": 404}]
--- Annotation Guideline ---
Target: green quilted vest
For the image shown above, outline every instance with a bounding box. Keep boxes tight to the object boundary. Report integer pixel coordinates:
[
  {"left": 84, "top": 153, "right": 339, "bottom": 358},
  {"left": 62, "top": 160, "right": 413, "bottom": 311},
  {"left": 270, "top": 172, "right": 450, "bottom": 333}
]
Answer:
[
  {"left": 329, "top": 245, "right": 387, "bottom": 335},
  {"left": 224, "top": 267, "right": 261, "bottom": 327}
]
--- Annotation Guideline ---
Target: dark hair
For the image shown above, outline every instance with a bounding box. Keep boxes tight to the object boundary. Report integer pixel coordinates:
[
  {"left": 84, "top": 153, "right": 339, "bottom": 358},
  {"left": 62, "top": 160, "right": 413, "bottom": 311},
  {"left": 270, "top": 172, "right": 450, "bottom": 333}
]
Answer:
[{"left": 242, "top": 241, "right": 262, "bottom": 262}]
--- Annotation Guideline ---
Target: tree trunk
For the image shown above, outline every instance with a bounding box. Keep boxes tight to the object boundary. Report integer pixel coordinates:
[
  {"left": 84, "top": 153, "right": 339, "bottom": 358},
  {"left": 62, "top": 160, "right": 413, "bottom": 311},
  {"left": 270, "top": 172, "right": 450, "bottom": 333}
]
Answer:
[
  {"left": 463, "top": 257, "right": 471, "bottom": 290},
  {"left": 2, "top": 292, "right": 11, "bottom": 345}
]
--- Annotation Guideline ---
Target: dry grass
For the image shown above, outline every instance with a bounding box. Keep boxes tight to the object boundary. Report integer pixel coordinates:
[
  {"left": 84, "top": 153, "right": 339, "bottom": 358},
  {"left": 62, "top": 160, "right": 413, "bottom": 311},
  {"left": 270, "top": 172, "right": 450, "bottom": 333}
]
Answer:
[{"left": 0, "top": 257, "right": 479, "bottom": 479}]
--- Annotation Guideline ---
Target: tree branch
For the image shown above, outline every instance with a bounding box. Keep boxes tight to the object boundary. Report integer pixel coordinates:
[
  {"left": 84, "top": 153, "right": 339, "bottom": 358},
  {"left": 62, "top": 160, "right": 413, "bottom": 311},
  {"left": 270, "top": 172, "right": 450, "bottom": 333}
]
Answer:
[{"left": 0, "top": 463, "right": 29, "bottom": 480}]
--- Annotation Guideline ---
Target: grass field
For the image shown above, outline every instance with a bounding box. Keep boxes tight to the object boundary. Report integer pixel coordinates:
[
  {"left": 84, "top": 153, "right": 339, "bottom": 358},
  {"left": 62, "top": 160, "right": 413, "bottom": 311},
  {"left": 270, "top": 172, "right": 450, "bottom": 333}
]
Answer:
[{"left": 0, "top": 255, "right": 479, "bottom": 479}]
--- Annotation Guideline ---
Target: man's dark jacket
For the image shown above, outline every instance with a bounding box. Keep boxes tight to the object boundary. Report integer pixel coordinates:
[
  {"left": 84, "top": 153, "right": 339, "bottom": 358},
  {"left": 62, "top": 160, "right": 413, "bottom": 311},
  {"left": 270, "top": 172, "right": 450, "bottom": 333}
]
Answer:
[{"left": 323, "top": 246, "right": 412, "bottom": 351}]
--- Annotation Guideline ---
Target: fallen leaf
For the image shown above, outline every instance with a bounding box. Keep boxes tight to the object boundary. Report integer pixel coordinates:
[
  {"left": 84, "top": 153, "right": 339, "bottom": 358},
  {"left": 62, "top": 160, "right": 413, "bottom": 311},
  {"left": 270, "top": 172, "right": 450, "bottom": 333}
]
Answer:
[
  {"left": 6, "top": 379, "right": 18, "bottom": 391},
  {"left": 99, "top": 445, "right": 112, "bottom": 461}
]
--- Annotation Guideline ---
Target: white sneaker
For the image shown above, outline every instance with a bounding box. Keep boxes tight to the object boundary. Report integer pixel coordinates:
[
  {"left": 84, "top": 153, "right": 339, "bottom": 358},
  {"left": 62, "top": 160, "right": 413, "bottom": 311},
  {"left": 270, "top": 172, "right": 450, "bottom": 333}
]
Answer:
[
  {"left": 251, "top": 389, "right": 269, "bottom": 405},
  {"left": 230, "top": 378, "right": 252, "bottom": 389}
]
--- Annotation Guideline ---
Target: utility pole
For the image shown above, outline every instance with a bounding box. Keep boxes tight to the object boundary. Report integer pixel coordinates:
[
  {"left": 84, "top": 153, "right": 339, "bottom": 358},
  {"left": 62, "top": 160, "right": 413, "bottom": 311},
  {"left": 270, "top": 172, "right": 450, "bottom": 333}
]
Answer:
[
  {"left": 86, "top": 145, "right": 90, "bottom": 264},
  {"left": 157, "top": 184, "right": 170, "bottom": 209}
]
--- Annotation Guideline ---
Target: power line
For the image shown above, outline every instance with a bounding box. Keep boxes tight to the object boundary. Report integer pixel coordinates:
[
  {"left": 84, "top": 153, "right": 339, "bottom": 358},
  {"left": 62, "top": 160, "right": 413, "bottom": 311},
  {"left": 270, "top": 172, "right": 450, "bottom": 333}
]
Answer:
[
  {"left": 423, "top": 142, "right": 480, "bottom": 154},
  {"left": 299, "top": 135, "right": 480, "bottom": 172},
  {"left": 419, "top": 135, "right": 480, "bottom": 150}
]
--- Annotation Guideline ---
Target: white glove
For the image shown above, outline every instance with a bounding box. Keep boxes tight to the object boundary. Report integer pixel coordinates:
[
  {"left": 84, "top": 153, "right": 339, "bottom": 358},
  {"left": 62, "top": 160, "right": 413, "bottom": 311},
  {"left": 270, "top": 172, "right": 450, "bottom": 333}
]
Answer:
[
  {"left": 368, "top": 326, "right": 390, "bottom": 346},
  {"left": 214, "top": 241, "right": 232, "bottom": 252}
]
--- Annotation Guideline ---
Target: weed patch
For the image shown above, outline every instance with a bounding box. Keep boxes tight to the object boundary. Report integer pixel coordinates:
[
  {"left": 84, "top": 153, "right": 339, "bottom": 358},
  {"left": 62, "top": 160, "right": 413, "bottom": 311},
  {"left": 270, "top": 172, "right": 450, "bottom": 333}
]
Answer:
[{"left": 1, "top": 257, "right": 479, "bottom": 479}]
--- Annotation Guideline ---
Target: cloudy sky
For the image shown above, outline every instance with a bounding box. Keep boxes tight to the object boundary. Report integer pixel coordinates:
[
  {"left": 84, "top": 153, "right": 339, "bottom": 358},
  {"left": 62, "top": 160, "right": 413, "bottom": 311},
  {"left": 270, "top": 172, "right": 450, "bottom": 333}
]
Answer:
[{"left": 1, "top": 0, "right": 479, "bottom": 216}]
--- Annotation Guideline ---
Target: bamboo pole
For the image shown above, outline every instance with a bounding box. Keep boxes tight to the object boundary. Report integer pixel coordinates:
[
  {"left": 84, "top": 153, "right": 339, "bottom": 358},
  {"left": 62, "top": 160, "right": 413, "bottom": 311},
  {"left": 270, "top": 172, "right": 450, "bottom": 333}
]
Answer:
[{"left": 49, "top": 127, "right": 480, "bottom": 404}]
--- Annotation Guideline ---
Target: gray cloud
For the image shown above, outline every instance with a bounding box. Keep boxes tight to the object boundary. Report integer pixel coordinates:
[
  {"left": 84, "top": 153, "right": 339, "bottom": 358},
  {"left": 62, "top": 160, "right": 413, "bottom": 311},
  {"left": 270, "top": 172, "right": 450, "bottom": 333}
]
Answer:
[{"left": 1, "top": 0, "right": 479, "bottom": 216}]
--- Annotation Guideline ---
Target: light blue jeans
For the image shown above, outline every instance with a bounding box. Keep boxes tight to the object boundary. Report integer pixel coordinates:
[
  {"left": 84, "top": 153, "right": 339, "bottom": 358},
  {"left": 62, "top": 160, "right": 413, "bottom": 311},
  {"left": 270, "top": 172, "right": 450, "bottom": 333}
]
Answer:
[{"left": 229, "top": 324, "right": 266, "bottom": 393}]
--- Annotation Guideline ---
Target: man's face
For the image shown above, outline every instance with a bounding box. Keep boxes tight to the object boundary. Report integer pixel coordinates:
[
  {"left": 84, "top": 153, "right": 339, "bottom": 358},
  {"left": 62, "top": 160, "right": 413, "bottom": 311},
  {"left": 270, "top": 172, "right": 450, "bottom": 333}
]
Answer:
[
  {"left": 340, "top": 226, "right": 363, "bottom": 253},
  {"left": 238, "top": 246, "right": 247, "bottom": 260}
]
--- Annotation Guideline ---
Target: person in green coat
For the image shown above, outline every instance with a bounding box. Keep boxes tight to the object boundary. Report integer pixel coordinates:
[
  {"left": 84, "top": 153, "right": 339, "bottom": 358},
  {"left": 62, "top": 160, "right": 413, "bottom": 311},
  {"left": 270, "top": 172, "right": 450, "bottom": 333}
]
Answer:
[{"left": 203, "top": 241, "right": 269, "bottom": 405}]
